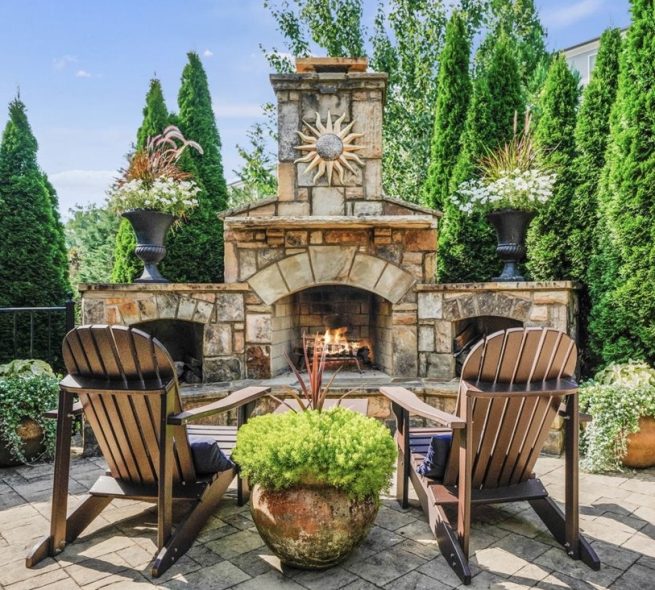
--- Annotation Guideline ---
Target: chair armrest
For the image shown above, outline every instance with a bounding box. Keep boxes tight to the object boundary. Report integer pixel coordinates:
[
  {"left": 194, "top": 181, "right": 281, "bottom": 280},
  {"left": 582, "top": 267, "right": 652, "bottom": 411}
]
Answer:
[
  {"left": 44, "top": 402, "right": 84, "bottom": 420},
  {"left": 168, "top": 386, "right": 271, "bottom": 425},
  {"left": 380, "top": 386, "right": 465, "bottom": 429}
]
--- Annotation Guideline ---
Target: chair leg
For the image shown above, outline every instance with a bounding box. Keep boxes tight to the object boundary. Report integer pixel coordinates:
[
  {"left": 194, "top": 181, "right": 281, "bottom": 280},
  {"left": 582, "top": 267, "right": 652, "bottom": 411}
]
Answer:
[
  {"left": 530, "top": 497, "right": 600, "bottom": 570},
  {"left": 26, "top": 389, "right": 74, "bottom": 568},
  {"left": 151, "top": 468, "right": 236, "bottom": 578},
  {"left": 64, "top": 495, "right": 113, "bottom": 543},
  {"left": 431, "top": 504, "right": 472, "bottom": 585},
  {"left": 457, "top": 399, "right": 472, "bottom": 558},
  {"left": 393, "top": 405, "right": 410, "bottom": 509},
  {"left": 237, "top": 474, "right": 250, "bottom": 507}
]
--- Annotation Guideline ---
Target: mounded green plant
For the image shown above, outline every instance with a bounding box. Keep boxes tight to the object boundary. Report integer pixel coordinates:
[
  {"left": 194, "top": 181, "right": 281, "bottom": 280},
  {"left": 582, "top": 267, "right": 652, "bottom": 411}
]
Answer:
[
  {"left": 0, "top": 360, "right": 59, "bottom": 464},
  {"left": 232, "top": 407, "right": 396, "bottom": 500},
  {"left": 580, "top": 361, "right": 655, "bottom": 473}
]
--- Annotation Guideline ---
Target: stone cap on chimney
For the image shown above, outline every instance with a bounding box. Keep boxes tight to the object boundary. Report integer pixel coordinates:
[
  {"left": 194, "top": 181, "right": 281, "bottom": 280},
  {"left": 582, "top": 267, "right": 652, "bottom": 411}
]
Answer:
[{"left": 295, "top": 57, "right": 368, "bottom": 73}]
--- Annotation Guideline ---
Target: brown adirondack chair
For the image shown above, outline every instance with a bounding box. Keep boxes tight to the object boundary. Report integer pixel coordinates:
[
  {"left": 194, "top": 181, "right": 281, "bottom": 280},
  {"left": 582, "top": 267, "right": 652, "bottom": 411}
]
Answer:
[
  {"left": 381, "top": 327, "right": 600, "bottom": 585},
  {"left": 26, "top": 325, "right": 270, "bottom": 577}
]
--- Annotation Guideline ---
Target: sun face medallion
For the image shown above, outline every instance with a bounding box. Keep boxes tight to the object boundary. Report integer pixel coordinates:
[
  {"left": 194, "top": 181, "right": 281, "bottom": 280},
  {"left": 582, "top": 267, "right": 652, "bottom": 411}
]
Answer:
[{"left": 294, "top": 111, "right": 365, "bottom": 185}]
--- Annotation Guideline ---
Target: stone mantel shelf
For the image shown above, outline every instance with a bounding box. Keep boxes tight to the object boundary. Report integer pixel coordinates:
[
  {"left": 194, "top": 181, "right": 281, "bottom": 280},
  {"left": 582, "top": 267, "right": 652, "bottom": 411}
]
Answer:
[
  {"left": 78, "top": 283, "right": 250, "bottom": 293},
  {"left": 223, "top": 214, "right": 437, "bottom": 230},
  {"left": 416, "top": 281, "right": 581, "bottom": 292}
]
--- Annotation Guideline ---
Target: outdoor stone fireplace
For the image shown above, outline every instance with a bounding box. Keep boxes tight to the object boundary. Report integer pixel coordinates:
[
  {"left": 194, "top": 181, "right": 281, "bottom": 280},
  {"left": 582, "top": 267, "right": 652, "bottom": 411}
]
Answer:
[{"left": 79, "top": 57, "right": 579, "bottom": 388}]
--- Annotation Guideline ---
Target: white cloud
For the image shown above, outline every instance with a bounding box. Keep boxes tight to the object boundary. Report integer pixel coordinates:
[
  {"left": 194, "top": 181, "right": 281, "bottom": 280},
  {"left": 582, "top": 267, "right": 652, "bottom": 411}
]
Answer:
[
  {"left": 203, "top": 49, "right": 214, "bottom": 58},
  {"left": 53, "top": 55, "right": 77, "bottom": 70},
  {"left": 75, "top": 69, "right": 92, "bottom": 78},
  {"left": 213, "top": 102, "right": 263, "bottom": 119},
  {"left": 49, "top": 169, "right": 115, "bottom": 215},
  {"left": 541, "top": 0, "right": 604, "bottom": 29}
]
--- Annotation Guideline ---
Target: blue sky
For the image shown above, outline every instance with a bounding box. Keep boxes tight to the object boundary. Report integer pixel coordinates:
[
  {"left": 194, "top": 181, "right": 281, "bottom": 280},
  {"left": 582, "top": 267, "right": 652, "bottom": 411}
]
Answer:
[{"left": 0, "top": 0, "right": 631, "bottom": 216}]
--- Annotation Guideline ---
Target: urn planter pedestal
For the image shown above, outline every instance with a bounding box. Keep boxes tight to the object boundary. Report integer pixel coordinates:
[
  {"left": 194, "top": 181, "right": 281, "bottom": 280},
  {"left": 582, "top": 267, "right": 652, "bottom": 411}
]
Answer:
[
  {"left": 122, "top": 209, "right": 175, "bottom": 283},
  {"left": 487, "top": 209, "right": 535, "bottom": 282}
]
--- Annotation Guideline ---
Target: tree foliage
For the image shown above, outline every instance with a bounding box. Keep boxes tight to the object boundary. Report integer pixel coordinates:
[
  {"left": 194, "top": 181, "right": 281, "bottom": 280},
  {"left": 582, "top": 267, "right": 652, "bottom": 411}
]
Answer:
[
  {"left": 525, "top": 55, "right": 580, "bottom": 280},
  {"left": 479, "top": 0, "right": 550, "bottom": 104},
  {"left": 262, "top": 0, "right": 488, "bottom": 201},
  {"left": 67, "top": 204, "right": 120, "bottom": 284},
  {"left": 589, "top": 0, "right": 655, "bottom": 365},
  {"left": 438, "top": 33, "right": 523, "bottom": 282},
  {"left": 161, "top": 52, "right": 228, "bottom": 282},
  {"left": 0, "top": 98, "right": 69, "bottom": 306},
  {"left": 112, "top": 78, "right": 170, "bottom": 283},
  {"left": 228, "top": 122, "right": 278, "bottom": 209},
  {"left": 421, "top": 11, "right": 472, "bottom": 212},
  {"left": 570, "top": 29, "right": 622, "bottom": 284}
]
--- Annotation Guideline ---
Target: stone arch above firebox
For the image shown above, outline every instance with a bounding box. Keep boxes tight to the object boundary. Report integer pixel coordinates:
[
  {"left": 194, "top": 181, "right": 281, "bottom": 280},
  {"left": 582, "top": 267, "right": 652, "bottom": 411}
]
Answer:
[{"left": 248, "top": 246, "right": 416, "bottom": 305}]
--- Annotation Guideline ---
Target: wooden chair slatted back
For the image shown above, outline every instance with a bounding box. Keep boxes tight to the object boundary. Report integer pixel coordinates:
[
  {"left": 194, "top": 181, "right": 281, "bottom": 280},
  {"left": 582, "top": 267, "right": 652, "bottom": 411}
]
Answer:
[
  {"left": 63, "top": 325, "right": 196, "bottom": 485},
  {"left": 444, "top": 328, "right": 577, "bottom": 489}
]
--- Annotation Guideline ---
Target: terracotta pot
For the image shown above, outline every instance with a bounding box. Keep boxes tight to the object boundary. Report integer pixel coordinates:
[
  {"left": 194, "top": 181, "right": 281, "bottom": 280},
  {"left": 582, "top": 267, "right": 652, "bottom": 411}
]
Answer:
[
  {"left": 250, "top": 483, "right": 379, "bottom": 569},
  {"left": 0, "top": 418, "right": 45, "bottom": 467},
  {"left": 623, "top": 417, "right": 655, "bottom": 469}
]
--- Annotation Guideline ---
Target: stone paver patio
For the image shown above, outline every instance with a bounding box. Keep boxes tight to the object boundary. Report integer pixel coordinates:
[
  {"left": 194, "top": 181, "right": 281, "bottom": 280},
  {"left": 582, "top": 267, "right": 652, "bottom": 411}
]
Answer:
[{"left": 1, "top": 455, "right": 654, "bottom": 589}]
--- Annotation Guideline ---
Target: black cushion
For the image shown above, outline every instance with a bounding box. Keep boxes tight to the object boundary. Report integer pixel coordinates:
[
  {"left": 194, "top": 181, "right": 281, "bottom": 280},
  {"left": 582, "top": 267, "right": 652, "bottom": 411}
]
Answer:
[
  {"left": 188, "top": 435, "right": 234, "bottom": 476},
  {"left": 417, "top": 433, "right": 452, "bottom": 480}
]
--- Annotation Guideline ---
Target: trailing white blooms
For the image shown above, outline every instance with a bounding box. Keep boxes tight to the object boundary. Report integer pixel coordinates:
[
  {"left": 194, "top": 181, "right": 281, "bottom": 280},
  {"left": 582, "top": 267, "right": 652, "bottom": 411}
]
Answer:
[
  {"left": 107, "top": 177, "right": 200, "bottom": 218},
  {"left": 452, "top": 168, "right": 557, "bottom": 214}
]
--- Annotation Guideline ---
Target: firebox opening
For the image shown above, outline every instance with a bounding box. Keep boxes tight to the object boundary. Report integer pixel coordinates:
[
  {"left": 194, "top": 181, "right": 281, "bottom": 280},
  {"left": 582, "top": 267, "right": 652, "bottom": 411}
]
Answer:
[
  {"left": 135, "top": 319, "right": 204, "bottom": 384},
  {"left": 270, "top": 285, "right": 393, "bottom": 376},
  {"left": 454, "top": 316, "right": 523, "bottom": 376}
]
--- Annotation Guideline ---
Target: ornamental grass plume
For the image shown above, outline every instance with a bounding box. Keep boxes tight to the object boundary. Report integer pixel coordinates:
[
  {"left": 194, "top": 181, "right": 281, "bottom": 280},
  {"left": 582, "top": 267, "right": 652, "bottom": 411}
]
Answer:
[
  {"left": 108, "top": 126, "right": 203, "bottom": 218},
  {"left": 452, "top": 111, "right": 556, "bottom": 214}
]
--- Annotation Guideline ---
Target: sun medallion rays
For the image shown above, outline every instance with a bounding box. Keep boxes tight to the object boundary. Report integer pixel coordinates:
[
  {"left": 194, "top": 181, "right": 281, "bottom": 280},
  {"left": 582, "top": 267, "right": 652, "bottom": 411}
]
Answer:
[{"left": 294, "top": 111, "right": 365, "bottom": 185}]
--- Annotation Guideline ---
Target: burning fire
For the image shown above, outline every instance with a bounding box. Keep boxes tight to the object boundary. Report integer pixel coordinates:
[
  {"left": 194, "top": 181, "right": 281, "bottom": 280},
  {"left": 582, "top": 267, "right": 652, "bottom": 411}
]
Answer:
[{"left": 319, "top": 327, "right": 371, "bottom": 360}]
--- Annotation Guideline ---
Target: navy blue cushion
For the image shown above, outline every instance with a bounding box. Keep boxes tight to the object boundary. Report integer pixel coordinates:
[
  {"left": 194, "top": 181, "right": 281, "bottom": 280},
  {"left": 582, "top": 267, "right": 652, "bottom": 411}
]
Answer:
[
  {"left": 417, "top": 433, "right": 453, "bottom": 480},
  {"left": 188, "top": 435, "right": 234, "bottom": 476}
]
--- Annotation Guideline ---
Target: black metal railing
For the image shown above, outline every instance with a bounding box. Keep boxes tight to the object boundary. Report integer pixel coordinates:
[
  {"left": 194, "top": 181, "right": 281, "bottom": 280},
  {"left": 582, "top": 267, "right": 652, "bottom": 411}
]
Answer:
[{"left": 0, "top": 295, "right": 75, "bottom": 370}]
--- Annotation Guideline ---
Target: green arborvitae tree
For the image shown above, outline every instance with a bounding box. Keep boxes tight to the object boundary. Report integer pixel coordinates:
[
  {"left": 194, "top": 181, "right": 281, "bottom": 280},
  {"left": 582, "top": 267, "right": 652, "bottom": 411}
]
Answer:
[
  {"left": 526, "top": 55, "right": 580, "bottom": 280},
  {"left": 112, "top": 78, "right": 170, "bottom": 283},
  {"left": 161, "top": 52, "right": 227, "bottom": 282},
  {"left": 421, "top": 11, "right": 472, "bottom": 213},
  {"left": 438, "top": 32, "right": 523, "bottom": 282},
  {"left": 0, "top": 98, "right": 69, "bottom": 307},
  {"left": 0, "top": 98, "right": 70, "bottom": 363},
  {"left": 570, "top": 29, "right": 622, "bottom": 284},
  {"left": 42, "top": 173, "right": 71, "bottom": 293},
  {"left": 568, "top": 29, "right": 621, "bottom": 373},
  {"left": 589, "top": 0, "right": 655, "bottom": 365}
]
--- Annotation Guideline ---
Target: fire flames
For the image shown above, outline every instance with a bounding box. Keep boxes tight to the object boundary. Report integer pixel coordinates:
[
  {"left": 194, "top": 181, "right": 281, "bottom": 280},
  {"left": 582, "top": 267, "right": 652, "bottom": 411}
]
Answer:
[{"left": 320, "top": 326, "right": 371, "bottom": 359}]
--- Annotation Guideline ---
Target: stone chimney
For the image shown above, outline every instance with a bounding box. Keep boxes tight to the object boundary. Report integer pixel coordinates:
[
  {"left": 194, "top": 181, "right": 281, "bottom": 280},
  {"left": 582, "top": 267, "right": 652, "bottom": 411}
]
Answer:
[{"left": 271, "top": 57, "right": 387, "bottom": 216}]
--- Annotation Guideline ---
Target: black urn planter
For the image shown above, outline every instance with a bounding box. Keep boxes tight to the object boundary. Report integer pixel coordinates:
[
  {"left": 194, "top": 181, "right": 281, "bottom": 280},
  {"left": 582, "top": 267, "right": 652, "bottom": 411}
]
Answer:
[
  {"left": 122, "top": 209, "right": 175, "bottom": 283},
  {"left": 486, "top": 209, "right": 535, "bottom": 282}
]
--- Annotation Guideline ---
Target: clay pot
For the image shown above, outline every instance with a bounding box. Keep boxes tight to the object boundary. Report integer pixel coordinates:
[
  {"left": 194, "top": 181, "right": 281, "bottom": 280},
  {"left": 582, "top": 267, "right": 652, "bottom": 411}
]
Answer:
[
  {"left": 0, "top": 418, "right": 45, "bottom": 467},
  {"left": 623, "top": 417, "right": 655, "bottom": 469},
  {"left": 250, "top": 483, "right": 379, "bottom": 569}
]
